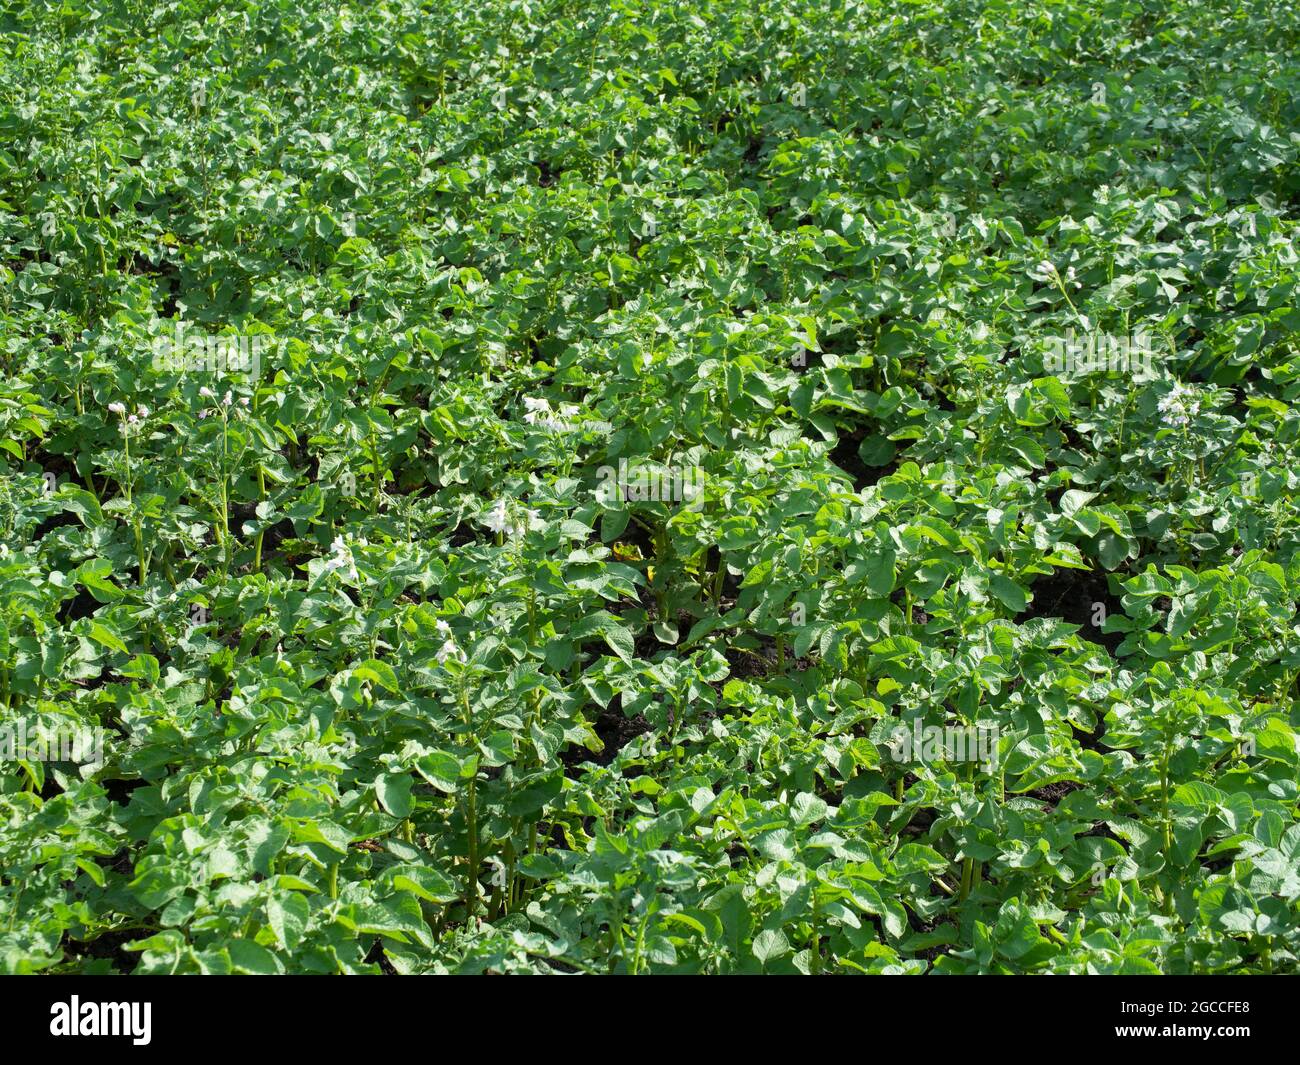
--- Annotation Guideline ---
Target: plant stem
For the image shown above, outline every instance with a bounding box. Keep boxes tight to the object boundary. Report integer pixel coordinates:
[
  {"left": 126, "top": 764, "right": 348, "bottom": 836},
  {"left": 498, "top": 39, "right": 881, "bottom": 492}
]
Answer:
[
  {"left": 959, "top": 856, "right": 974, "bottom": 900},
  {"left": 461, "top": 679, "right": 478, "bottom": 927},
  {"left": 254, "top": 464, "right": 266, "bottom": 572},
  {"left": 809, "top": 892, "right": 822, "bottom": 974}
]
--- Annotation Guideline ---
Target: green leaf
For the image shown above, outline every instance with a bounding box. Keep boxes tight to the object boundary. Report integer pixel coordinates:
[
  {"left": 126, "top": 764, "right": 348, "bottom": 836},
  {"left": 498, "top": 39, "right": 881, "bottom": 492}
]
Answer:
[
  {"left": 375, "top": 772, "right": 413, "bottom": 817},
  {"left": 989, "top": 572, "right": 1028, "bottom": 612},
  {"left": 87, "top": 622, "right": 129, "bottom": 655},
  {"left": 353, "top": 659, "right": 399, "bottom": 692},
  {"left": 388, "top": 864, "right": 459, "bottom": 904},
  {"left": 858, "top": 434, "right": 896, "bottom": 467},
  {"left": 415, "top": 751, "right": 461, "bottom": 793},
  {"left": 752, "top": 928, "right": 790, "bottom": 964},
  {"left": 266, "top": 892, "right": 310, "bottom": 951}
]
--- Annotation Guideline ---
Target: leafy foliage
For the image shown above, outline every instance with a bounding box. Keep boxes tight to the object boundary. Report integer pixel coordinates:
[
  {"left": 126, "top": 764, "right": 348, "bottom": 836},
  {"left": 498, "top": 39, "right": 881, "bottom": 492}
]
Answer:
[{"left": 1, "top": 0, "right": 1299, "bottom": 974}]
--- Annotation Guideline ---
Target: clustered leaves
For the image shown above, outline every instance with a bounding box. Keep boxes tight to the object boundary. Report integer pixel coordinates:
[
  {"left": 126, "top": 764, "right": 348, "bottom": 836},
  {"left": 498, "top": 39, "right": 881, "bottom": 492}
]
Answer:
[{"left": 1, "top": 0, "right": 1299, "bottom": 974}]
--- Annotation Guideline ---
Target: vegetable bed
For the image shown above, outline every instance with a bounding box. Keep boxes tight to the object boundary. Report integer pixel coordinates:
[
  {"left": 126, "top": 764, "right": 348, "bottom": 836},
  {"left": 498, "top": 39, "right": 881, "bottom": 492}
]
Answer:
[{"left": 2, "top": 0, "right": 1299, "bottom": 974}]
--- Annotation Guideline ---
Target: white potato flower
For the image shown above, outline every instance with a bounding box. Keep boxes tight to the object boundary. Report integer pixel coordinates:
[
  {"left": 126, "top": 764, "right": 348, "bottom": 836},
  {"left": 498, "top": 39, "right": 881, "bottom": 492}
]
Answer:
[
  {"left": 483, "top": 498, "right": 511, "bottom": 535},
  {"left": 435, "top": 638, "right": 464, "bottom": 664},
  {"left": 1157, "top": 382, "right": 1200, "bottom": 428}
]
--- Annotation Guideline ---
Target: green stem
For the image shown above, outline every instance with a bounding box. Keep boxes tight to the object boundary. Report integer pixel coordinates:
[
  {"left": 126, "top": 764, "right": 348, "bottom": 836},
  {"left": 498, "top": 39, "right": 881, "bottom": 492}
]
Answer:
[
  {"left": 465, "top": 776, "right": 478, "bottom": 925},
  {"left": 959, "top": 856, "right": 974, "bottom": 901},
  {"left": 809, "top": 892, "right": 822, "bottom": 974},
  {"left": 461, "top": 680, "right": 478, "bottom": 927},
  {"left": 367, "top": 427, "right": 380, "bottom": 513},
  {"left": 254, "top": 464, "right": 266, "bottom": 573},
  {"left": 134, "top": 520, "right": 146, "bottom": 585}
]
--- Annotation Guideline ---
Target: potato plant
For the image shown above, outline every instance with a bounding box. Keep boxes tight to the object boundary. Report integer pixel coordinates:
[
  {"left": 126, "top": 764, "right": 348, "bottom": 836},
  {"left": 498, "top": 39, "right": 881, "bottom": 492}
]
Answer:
[{"left": 1, "top": 0, "right": 1298, "bottom": 975}]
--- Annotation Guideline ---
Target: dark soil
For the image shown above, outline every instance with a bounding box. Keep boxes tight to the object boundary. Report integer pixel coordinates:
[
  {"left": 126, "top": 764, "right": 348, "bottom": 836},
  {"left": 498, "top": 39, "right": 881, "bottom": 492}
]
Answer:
[
  {"left": 103, "top": 777, "right": 147, "bottom": 805},
  {"left": 61, "top": 927, "right": 141, "bottom": 973},
  {"left": 1028, "top": 780, "right": 1082, "bottom": 806},
  {"left": 562, "top": 699, "right": 649, "bottom": 769},
  {"left": 365, "top": 940, "right": 399, "bottom": 974},
  {"left": 828, "top": 424, "right": 900, "bottom": 491},
  {"left": 1019, "top": 567, "right": 1125, "bottom": 653}
]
